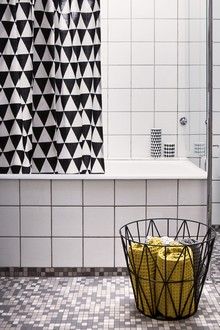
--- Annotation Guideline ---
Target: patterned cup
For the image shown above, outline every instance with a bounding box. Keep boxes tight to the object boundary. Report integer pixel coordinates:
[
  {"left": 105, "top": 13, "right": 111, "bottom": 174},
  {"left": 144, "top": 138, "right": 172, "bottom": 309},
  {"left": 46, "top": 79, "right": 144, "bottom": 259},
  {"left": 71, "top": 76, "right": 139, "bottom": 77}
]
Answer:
[
  {"left": 151, "top": 129, "right": 162, "bottom": 158},
  {"left": 164, "top": 143, "right": 175, "bottom": 158}
]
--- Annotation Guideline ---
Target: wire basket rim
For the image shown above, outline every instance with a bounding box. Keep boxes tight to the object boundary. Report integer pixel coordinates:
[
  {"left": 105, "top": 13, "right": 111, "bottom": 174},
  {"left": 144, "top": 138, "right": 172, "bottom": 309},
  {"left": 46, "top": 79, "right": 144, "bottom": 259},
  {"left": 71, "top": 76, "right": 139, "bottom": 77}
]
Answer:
[{"left": 119, "top": 218, "right": 216, "bottom": 246}]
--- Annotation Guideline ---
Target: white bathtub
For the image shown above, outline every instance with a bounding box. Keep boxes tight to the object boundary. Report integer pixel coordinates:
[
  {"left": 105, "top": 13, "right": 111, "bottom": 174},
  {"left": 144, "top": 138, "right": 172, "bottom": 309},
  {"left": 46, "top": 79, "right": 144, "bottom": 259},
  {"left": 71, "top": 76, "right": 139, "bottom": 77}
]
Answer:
[{"left": 0, "top": 159, "right": 207, "bottom": 179}]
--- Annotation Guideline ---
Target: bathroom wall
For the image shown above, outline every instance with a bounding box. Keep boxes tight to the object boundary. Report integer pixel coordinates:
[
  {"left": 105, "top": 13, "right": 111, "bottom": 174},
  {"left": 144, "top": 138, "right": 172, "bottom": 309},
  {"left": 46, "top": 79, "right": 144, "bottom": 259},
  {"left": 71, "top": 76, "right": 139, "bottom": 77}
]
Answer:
[
  {"left": 0, "top": 179, "right": 206, "bottom": 267},
  {"left": 100, "top": 0, "right": 207, "bottom": 160},
  {"left": 212, "top": 0, "right": 220, "bottom": 224}
]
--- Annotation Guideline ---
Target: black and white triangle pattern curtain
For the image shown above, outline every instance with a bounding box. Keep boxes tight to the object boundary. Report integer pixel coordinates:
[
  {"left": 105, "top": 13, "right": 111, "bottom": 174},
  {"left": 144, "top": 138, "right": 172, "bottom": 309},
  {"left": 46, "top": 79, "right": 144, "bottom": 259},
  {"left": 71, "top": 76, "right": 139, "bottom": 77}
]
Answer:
[{"left": 0, "top": 0, "right": 105, "bottom": 174}]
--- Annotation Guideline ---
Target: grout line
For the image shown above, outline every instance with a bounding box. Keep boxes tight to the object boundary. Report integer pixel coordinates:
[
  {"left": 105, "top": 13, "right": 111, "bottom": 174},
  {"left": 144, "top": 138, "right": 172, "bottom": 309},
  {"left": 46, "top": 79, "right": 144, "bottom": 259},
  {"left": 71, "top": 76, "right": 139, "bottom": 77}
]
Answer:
[
  {"left": 106, "top": 0, "right": 110, "bottom": 158},
  {"left": 1, "top": 203, "right": 207, "bottom": 208},
  {"left": 113, "top": 179, "right": 116, "bottom": 267},
  {"left": 153, "top": 0, "right": 156, "bottom": 127},
  {"left": 82, "top": 181, "right": 84, "bottom": 267},
  {"left": 176, "top": 0, "right": 179, "bottom": 157},
  {"left": 105, "top": 17, "right": 207, "bottom": 21},
  {"left": 50, "top": 180, "right": 53, "bottom": 267},
  {"left": 130, "top": 0, "right": 133, "bottom": 159},
  {"left": 19, "top": 180, "right": 21, "bottom": 267},
  {"left": 177, "top": 179, "right": 179, "bottom": 232}
]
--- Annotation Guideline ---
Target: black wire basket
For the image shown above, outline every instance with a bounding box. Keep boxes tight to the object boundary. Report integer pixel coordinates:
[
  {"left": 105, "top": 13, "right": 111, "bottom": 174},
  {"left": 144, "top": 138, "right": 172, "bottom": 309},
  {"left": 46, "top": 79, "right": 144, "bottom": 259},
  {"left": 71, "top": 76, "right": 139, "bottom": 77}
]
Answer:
[{"left": 120, "top": 218, "right": 216, "bottom": 320}]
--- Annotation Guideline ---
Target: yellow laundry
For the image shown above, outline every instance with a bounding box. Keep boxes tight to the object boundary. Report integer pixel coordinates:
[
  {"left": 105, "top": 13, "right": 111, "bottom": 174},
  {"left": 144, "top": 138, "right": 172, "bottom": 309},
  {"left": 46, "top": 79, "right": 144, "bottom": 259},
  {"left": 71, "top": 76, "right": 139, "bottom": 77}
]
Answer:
[
  {"left": 156, "top": 245, "right": 195, "bottom": 318},
  {"left": 128, "top": 238, "right": 162, "bottom": 316}
]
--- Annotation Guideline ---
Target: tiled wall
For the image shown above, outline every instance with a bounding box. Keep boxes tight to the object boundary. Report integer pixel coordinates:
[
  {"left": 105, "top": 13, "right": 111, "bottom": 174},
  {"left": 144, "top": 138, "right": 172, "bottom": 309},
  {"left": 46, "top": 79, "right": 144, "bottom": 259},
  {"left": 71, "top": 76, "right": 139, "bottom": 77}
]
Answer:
[
  {"left": 212, "top": 0, "right": 220, "bottom": 224},
  {"left": 0, "top": 179, "right": 206, "bottom": 267},
  {"left": 100, "top": 0, "right": 207, "bottom": 160}
]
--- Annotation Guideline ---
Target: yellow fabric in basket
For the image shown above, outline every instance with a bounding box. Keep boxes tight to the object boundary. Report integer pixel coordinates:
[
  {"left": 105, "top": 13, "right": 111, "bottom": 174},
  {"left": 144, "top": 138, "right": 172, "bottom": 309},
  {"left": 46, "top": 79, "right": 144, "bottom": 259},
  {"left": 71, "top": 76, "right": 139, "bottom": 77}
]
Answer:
[
  {"left": 128, "top": 238, "right": 162, "bottom": 316},
  {"left": 156, "top": 245, "right": 195, "bottom": 318}
]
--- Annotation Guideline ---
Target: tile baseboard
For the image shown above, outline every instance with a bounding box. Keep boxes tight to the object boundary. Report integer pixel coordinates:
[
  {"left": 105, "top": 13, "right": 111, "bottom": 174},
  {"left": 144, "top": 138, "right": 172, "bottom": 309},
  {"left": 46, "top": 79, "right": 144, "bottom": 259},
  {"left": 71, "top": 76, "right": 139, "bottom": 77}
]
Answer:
[{"left": 0, "top": 267, "right": 128, "bottom": 277}]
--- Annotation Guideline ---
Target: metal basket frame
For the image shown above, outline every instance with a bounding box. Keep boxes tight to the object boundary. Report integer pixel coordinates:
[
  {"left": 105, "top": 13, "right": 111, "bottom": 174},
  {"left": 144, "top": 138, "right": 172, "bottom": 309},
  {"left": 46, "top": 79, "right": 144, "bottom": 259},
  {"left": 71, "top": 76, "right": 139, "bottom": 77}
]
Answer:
[{"left": 120, "top": 218, "right": 216, "bottom": 320}]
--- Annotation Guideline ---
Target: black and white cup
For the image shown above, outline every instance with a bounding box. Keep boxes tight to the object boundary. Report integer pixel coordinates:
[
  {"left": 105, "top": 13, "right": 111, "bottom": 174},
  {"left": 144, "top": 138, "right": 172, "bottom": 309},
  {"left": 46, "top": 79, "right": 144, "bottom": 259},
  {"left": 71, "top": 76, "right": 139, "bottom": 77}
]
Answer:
[
  {"left": 164, "top": 143, "right": 175, "bottom": 158},
  {"left": 194, "top": 143, "right": 205, "bottom": 157},
  {"left": 151, "top": 128, "right": 162, "bottom": 158}
]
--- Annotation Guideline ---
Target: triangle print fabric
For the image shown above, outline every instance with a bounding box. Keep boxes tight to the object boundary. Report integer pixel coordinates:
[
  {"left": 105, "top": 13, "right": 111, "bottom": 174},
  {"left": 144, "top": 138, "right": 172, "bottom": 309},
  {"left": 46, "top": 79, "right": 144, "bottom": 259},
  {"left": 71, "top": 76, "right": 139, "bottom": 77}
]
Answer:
[{"left": 0, "top": 0, "right": 105, "bottom": 174}]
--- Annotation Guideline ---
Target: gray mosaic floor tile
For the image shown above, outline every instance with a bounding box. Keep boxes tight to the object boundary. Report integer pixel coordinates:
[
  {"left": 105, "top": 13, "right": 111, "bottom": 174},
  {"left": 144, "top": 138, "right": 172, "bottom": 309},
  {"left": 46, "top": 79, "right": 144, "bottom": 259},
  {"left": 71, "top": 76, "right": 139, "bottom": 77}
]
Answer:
[{"left": 0, "top": 233, "right": 219, "bottom": 329}]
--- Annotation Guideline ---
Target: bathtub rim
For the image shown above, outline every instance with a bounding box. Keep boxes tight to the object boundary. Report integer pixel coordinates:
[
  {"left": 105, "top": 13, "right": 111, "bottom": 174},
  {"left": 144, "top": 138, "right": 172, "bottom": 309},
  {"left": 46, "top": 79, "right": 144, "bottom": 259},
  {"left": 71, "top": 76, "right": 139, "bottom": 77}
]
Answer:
[{"left": 0, "top": 159, "right": 207, "bottom": 180}]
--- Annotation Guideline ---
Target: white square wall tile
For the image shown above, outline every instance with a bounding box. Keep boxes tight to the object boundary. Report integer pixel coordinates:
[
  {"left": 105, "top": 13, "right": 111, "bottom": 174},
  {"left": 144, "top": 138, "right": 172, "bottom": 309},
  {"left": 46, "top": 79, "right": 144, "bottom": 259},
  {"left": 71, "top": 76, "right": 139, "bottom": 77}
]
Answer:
[
  {"left": 102, "top": 112, "right": 108, "bottom": 136},
  {"left": 132, "top": 112, "right": 154, "bottom": 135},
  {"left": 20, "top": 180, "right": 50, "bottom": 205},
  {"left": 178, "top": 66, "right": 189, "bottom": 88},
  {"left": 52, "top": 207, "right": 82, "bottom": 236},
  {"left": 84, "top": 180, "right": 114, "bottom": 205},
  {"left": 155, "top": 20, "right": 177, "bottom": 41},
  {"left": 109, "top": 0, "right": 130, "bottom": 18},
  {"left": 178, "top": 206, "right": 207, "bottom": 223},
  {"left": 214, "top": 0, "right": 220, "bottom": 19},
  {"left": 52, "top": 238, "right": 82, "bottom": 267},
  {"left": 52, "top": 180, "right": 82, "bottom": 205},
  {"left": 190, "top": 89, "right": 206, "bottom": 112},
  {"left": 214, "top": 20, "right": 220, "bottom": 42},
  {"left": 109, "top": 19, "right": 131, "bottom": 41},
  {"left": 178, "top": 20, "right": 206, "bottom": 42},
  {"left": 108, "top": 112, "right": 130, "bottom": 135},
  {"left": 178, "top": 0, "right": 188, "bottom": 19},
  {"left": 0, "top": 180, "right": 19, "bottom": 205},
  {"left": 212, "top": 203, "right": 220, "bottom": 225},
  {"left": 155, "top": 89, "right": 177, "bottom": 111},
  {"left": 132, "top": 19, "right": 154, "bottom": 41},
  {"left": 109, "top": 43, "right": 131, "bottom": 65},
  {"left": 147, "top": 206, "right": 177, "bottom": 219},
  {"left": 147, "top": 180, "right": 177, "bottom": 205},
  {"left": 21, "top": 207, "right": 51, "bottom": 236},
  {"left": 132, "top": 89, "right": 154, "bottom": 111},
  {"left": 115, "top": 238, "right": 126, "bottom": 267},
  {"left": 84, "top": 238, "right": 114, "bottom": 267},
  {"left": 179, "top": 43, "right": 206, "bottom": 65},
  {"left": 0, "top": 238, "right": 20, "bottom": 267},
  {"left": 155, "top": 66, "right": 177, "bottom": 88},
  {"left": 102, "top": 89, "right": 108, "bottom": 111},
  {"left": 108, "top": 136, "right": 131, "bottom": 159},
  {"left": 100, "top": 0, "right": 108, "bottom": 19},
  {"left": 212, "top": 181, "right": 220, "bottom": 203},
  {"left": 100, "top": 19, "right": 108, "bottom": 41},
  {"left": 213, "top": 66, "right": 220, "bottom": 88},
  {"left": 132, "top": 0, "right": 154, "bottom": 18},
  {"left": 0, "top": 207, "right": 19, "bottom": 236},
  {"left": 101, "top": 42, "right": 107, "bottom": 65},
  {"left": 101, "top": 65, "right": 108, "bottom": 88},
  {"left": 178, "top": 89, "right": 190, "bottom": 111},
  {"left": 115, "top": 180, "right": 146, "bottom": 205},
  {"left": 146, "top": 208, "right": 178, "bottom": 236},
  {"left": 108, "top": 89, "right": 131, "bottom": 111},
  {"left": 132, "top": 135, "right": 151, "bottom": 158},
  {"left": 189, "top": 0, "right": 206, "bottom": 19},
  {"left": 109, "top": 66, "right": 130, "bottom": 88},
  {"left": 132, "top": 43, "right": 154, "bottom": 65},
  {"left": 84, "top": 207, "right": 114, "bottom": 236},
  {"left": 179, "top": 180, "right": 207, "bottom": 205},
  {"left": 213, "top": 89, "right": 220, "bottom": 111},
  {"left": 132, "top": 66, "right": 154, "bottom": 88},
  {"left": 189, "top": 66, "right": 206, "bottom": 88},
  {"left": 21, "top": 238, "right": 51, "bottom": 267},
  {"left": 155, "top": 43, "right": 177, "bottom": 65},
  {"left": 155, "top": 112, "right": 177, "bottom": 135},
  {"left": 155, "top": 0, "right": 177, "bottom": 18},
  {"left": 115, "top": 207, "right": 145, "bottom": 235}
]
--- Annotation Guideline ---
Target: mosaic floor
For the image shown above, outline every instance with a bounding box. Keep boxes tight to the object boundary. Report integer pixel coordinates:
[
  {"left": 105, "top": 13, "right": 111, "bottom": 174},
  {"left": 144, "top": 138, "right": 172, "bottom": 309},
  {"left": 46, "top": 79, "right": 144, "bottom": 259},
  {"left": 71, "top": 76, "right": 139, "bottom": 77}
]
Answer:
[{"left": 0, "top": 235, "right": 220, "bottom": 329}]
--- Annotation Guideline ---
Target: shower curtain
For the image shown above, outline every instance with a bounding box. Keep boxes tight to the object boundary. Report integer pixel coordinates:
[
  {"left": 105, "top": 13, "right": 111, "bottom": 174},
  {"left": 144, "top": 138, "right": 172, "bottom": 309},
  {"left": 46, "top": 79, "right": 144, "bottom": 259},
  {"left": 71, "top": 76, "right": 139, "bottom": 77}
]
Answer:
[{"left": 0, "top": 0, "right": 104, "bottom": 174}]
